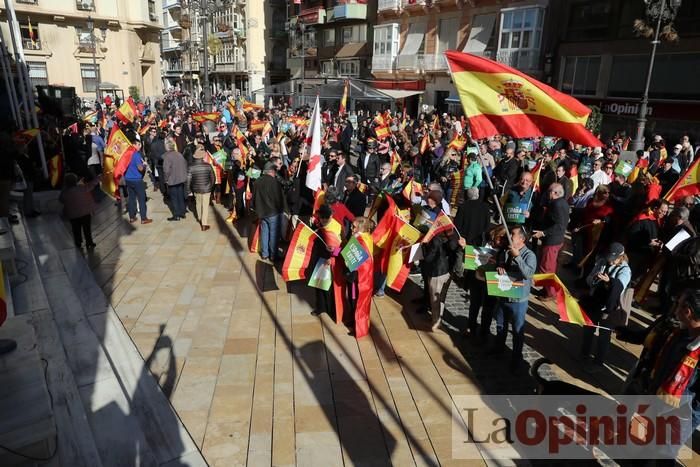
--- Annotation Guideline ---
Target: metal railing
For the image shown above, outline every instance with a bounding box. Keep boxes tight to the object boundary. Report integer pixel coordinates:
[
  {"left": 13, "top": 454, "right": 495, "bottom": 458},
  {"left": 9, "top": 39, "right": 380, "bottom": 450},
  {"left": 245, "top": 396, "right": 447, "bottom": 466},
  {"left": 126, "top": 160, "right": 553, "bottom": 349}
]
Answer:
[
  {"left": 423, "top": 53, "right": 447, "bottom": 71},
  {"left": 378, "top": 0, "right": 401, "bottom": 11},
  {"left": 371, "top": 55, "right": 396, "bottom": 71},
  {"left": 23, "top": 39, "right": 41, "bottom": 50},
  {"left": 396, "top": 54, "right": 424, "bottom": 70},
  {"left": 496, "top": 49, "right": 540, "bottom": 71}
]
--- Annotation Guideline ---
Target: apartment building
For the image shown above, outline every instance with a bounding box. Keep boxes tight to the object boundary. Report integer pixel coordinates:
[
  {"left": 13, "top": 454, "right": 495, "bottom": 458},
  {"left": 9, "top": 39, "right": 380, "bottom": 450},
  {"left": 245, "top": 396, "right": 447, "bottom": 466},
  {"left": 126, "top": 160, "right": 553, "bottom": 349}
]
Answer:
[
  {"left": 286, "top": 0, "right": 378, "bottom": 84},
  {"left": 1, "top": 0, "right": 163, "bottom": 100},
  {"left": 161, "top": 0, "right": 287, "bottom": 99},
  {"left": 551, "top": 0, "right": 700, "bottom": 140},
  {"left": 371, "top": 0, "right": 554, "bottom": 113}
]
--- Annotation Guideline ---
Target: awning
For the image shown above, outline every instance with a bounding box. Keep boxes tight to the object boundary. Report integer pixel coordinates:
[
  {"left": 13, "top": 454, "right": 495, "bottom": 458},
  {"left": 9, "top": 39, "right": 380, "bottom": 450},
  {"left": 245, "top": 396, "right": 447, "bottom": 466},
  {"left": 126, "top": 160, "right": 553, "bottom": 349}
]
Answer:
[
  {"left": 378, "top": 89, "right": 424, "bottom": 99},
  {"left": 336, "top": 42, "right": 366, "bottom": 58},
  {"left": 399, "top": 20, "right": 426, "bottom": 56},
  {"left": 463, "top": 14, "right": 496, "bottom": 54},
  {"left": 445, "top": 93, "right": 461, "bottom": 103}
]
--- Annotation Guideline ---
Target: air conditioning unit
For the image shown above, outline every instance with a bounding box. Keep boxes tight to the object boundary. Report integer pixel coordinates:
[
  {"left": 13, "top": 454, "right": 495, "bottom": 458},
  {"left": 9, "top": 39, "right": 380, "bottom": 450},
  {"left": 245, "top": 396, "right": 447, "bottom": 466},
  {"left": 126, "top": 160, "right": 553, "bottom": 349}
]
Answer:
[{"left": 77, "top": 0, "right": 94, "bottom": 11}]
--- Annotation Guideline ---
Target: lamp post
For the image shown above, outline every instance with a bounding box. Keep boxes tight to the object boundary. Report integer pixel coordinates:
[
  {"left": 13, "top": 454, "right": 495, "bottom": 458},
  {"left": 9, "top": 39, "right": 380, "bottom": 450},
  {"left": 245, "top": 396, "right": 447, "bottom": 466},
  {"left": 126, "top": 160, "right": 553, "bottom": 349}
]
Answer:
[
  {"left": 184, "top": 0, "right": 232, "bottom": 112},
  {"left": 632, "top": 0, "right": 682, "bottom": 151},
  {"left": 86, "top": 16, "right": 100, "bottom": 102}
]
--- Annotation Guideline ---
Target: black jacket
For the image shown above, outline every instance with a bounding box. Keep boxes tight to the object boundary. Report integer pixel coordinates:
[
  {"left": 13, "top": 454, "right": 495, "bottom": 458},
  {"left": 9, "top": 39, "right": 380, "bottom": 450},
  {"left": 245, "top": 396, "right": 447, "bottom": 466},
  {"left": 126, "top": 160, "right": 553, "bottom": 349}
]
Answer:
[
  {"left": 453, "top": 199, "right": 491, "bottom": 246},
  {"left": 495, "top": 156, "right": 521, "bottom": 192},
  {"left": 538, "top": 196, "right": 570, "bottom": 246},
  {"left": 357, "top": 152, "right": 380, "bottom": 183},
  {"left": 422, "top": 235, "right": 457, "bottom": 278},
  {"left": 343, "top": 188, "right": 367, "bottom": 218},
  {"left": 253, "top": 174, "right": 286, "bottom": 218},
  {"left": 188, "top": 159, "right": 215, "bottom": 194},
  {"left": 332, "top": 164, "right": 354, "bottom": 194}
]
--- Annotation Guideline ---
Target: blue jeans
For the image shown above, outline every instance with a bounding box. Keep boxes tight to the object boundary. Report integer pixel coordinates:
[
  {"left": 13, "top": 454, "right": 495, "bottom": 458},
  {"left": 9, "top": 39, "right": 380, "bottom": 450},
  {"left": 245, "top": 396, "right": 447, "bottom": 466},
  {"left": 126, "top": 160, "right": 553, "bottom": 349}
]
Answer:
[
  {"left": 374, "top": 271, "right": 386, "bottom": 295},
  {"left": 495, "top": 300, "right": 528, "bottom": 362},
  {"left": 126, "top": 179, "right": 147, "bottom": 220},
  {"left": 168, "top": 183, "right": 186, "bottom": 217},
  {"left": 260, "top": 213, "right": 282, "bottom": 259}
]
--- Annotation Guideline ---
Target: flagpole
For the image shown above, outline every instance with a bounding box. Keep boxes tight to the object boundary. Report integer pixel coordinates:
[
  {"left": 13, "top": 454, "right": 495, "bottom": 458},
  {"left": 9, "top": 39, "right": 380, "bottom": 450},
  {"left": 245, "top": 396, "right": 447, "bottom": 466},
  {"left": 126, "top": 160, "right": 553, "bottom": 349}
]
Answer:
[
  {"left": 444, "top": 52, "right": 512, "bottom": 247},
  {"left": 298, "top": 218, "right": 328, "bottom": 249}
]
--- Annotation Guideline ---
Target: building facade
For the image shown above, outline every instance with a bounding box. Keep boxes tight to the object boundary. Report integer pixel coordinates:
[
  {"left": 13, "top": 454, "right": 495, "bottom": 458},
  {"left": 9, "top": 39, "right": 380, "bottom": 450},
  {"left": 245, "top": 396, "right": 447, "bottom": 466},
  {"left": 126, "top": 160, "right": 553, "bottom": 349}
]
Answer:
[
  {"left": 1, "top": 0, "right": 163, "bottom": 101},
  {"left": 371, "top": 0, "right": 555, "bottom": 114},
  {"left": 286, "top": 0, "right": 378, "bottom": 87},
  {"left": 161, "top": 0, "right": 288, "bottom": 100},
  {"left": 551, "top": 0, "right": 700, "bottom": 140}
]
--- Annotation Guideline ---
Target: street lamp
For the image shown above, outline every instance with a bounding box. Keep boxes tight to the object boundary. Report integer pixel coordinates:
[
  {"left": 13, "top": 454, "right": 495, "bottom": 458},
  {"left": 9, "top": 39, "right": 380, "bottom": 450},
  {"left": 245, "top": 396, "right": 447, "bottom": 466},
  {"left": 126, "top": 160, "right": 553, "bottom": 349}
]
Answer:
[
  {"left": 631, "top": 0, "right": 682, "bottom": 151},
  {"left": 183, "top": 0, "right": 233, "bottom": 111}
]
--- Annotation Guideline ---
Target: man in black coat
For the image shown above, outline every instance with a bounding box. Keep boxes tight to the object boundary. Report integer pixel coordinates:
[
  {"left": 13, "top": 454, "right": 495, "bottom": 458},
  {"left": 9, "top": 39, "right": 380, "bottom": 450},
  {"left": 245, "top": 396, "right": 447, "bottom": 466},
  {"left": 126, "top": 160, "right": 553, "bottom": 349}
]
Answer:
[
  {"left": 358, "top": 139, "right": 381, "bottom": 186},
  {"left": 331, "top": 152, "right": 354, "bottom": 196},
  {"left": 454, "top": 188, "right": 491, "bottom": 247},
  {"left": 532, "top": 183, "right": 570, "bottom": 298},
  {"left": 494, "top": 147, "right": 521, "bottom": 194},
  {"left": 342, "top": 175, "right": 367, "bottom": 218},
  {"left": 252, "top": 162, "right": 287, "bottom": 262}
]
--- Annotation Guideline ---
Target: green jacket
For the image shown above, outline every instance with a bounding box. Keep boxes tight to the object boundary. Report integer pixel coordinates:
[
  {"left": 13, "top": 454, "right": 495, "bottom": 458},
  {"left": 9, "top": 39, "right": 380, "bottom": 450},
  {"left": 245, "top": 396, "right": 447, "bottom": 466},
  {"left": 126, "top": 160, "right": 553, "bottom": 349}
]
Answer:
[{"left": 463, "top": 161, "right": 483, "bottom": 190}]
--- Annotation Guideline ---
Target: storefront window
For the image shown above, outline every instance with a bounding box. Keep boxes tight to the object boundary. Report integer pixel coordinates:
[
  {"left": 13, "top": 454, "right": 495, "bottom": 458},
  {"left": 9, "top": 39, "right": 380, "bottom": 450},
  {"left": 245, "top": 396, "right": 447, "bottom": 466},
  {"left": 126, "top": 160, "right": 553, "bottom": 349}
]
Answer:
[
  {"left": 608, "top": 53, "right": 700, "bottom": 100},
  {"left": 561, "top": 56, "right": 601, "bottom": 96}
]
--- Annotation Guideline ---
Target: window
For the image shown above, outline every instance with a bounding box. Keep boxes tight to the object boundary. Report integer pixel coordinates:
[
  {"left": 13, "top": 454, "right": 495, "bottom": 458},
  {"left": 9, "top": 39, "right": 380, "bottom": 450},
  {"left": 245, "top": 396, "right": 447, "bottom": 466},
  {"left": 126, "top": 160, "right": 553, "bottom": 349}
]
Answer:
[
  {"left": 498, "top": 7, "right": 544, "bottom": 70},
  {"left": 373, "top": 23, "right": 399, "bottom": 56},
  {"left": 323, "top": 29, "right": 335, "bottom": 47},
  {"left": 337, "top": 59, "right": 360, "bottom": 77},
  {"left": 608, "top": 53, "right": 700, "bottom": 100},
  {"left": 27, "top": 61, "right": 48, "bottom": 88},
  {"left": 321, "top": 60, "right": 334, "bottom": 75},
  {"left": 80, "top": 63, "right": 100, "bottom": 93},
  {"left": 566, "top": 1, "right": 611, "bottom": 41},
  {"left": 148, "top": 0, "right": 157, "bottom": 21},
  {"left": 437, "top": 17, "right": 459, "bottom": 54},
  {"left": 77, "top": 28, "right": 94, "bottom": 50},
  {"left": 20, "top": 21, "right": 40, "bottom": 50},
  {"left": 561, "top": 56, "right": 600, "bottom": 96},
  {"left": 76, "top": 0, "right": 95, "bottom": 11},
  {"left": 341, "top": 24, "right": 366, "bottom": 44}
]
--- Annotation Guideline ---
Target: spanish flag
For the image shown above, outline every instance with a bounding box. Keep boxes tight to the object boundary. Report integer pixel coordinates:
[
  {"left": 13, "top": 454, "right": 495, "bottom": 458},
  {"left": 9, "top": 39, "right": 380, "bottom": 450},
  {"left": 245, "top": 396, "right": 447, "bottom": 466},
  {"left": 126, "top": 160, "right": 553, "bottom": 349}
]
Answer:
[
  {"left": 262, "top": 121, "right": 274, "bottom": 138},
  {"left": 533, "top": 274, "right": 594, "bottom": 326},
  {"left": 192, "top": 112, "right": 222, "bottom": 123},
  {"left": 664, "top": 157, "right": 700, "bottom": 201},
  {"left": 530, "top": 160, "right": 543, "bottom": 192},
  {"left": 375, "top": 125, "right": 391, "bottom": 141},
  {"left": 48, "top": 154, "right": 63, "bottom": 188},
  {"left": 339, "top": 79, "right": 349, "bottom": 115},
  {"left": 448, "top": 133, "right": 467, "bottom": 151},
  {"left": 103, "top": 126, "right": 134, "bottom": 196},
  {"left": 242, "top": 99, "right": 263, "bottom": 112},
  {"left": 422, "top": 211, "right": 454, "bottom": 243},
  {"left": 282, "top": 222, "right": 318, "bottom": 281},
  {"left": 249, "top": 119, "right": 266, "bottom": 133},
  {"left": 372, "top": 199, "right": 398, "bottom": 251},
  {"left": 116, "top": 97, "right": 137, "bottom": 124},
  {"left": 312, "top": 189, "right": 326, "bottom": 216},
  {"left": 445, "top": 51, "right": 602, "bottom": 147},
  {"left": 569, "top": 165, "right": 579, "bottom": 196},
  {"left": 233, "top": 125, "right": 247, "bottom": 143},
  {"left": 13, "top": 128, "right": 39, "bottom": 146},
  {"left": 419, "top": 133, "right": 430, "bottom": 154},
  {"left": 248, "top": 220, "right": 261, "bottom": 253},
  {"left": 374, "top": 113, "right": 386, "bottom": 127},
  {"left": 401, "top": 180, "right": 422, "bottom": 202},
  {"left": 386, "top": 220, "right": 422, "bottom": 292},
  {"left": 390, "top": 149, "right": 401, "bottom": 174}
]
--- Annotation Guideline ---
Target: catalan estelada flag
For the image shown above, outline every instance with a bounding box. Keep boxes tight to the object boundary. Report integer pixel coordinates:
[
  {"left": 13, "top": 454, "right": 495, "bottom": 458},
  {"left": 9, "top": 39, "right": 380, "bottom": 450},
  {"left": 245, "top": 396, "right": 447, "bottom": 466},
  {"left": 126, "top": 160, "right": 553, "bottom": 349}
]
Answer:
[
  {"left": 445, "top": 51, "right": 602, "bottom": 147},
  {"left": 533, "top": 273, "right": 594, "bottom": 326},
  {"left": 116, "top": 97, "right": 137, "bottom": 124},
  {"left": 192, "top": 112, "right": 222, "bottom": 123},
  {"left": 664, "top": 157, "right": 700, "bottom": 201},
  {"left": 282, "top": 222, "right": 318, "bottom": 282},
  {"left": 422, "top": 211, "right": 455, "bottom": 243}
]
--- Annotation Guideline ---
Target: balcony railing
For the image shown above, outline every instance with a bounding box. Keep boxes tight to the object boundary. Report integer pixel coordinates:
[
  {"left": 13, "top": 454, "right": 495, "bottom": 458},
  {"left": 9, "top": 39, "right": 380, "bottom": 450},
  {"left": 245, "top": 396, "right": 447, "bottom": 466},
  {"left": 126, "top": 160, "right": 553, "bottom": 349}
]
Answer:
[
  {"left": 423, "top": 53, "right": 447, "bottom": 71},
  {"left": 163, "top": 62, "right": 183, "bottom": 73},
  {"left": 378, "top": 0, "right": 401, "bottom": 11},
  {"left": 215, "top": 61, "right": 247, "bottom": 72},
  {"left": 23, "top": 39, "right": 41, "bottom": 50},
  {"left": 329, "top": 3, "right": 367, "bottom": 22},
  {"left": 496, "top": 49, "right": 540, "bottom": 71},
  {"left": 371, "top": 55, "right": 396, "bottom": 71},
  {"left": 396, "top": 54, "right": 424, "bottom": 71},
  {"left": 17, "top": 0, "right": 38, "bottom": 4},
  {"left": 401, "top": 0, "right": 427, "bottom": 7}
]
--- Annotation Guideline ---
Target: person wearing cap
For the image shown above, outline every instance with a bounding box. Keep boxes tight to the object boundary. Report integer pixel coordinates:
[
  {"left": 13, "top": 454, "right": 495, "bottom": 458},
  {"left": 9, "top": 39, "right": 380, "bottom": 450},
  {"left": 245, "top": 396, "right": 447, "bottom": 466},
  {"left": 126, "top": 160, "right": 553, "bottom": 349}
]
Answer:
[
  {"left": 123, "top": 139, "right": 153, "bottom": 224},
  {"left": 580, "top": 242, "right": 631, "bottom": 371},
  {"left": 616, "top": 289, "right": 700, "bottom": 464},
  {"left": 189, "top": 145, "right": 216, "bottom": 231},
  {"left": 253, "top": 161, "right": 286, "bottom": 262}
]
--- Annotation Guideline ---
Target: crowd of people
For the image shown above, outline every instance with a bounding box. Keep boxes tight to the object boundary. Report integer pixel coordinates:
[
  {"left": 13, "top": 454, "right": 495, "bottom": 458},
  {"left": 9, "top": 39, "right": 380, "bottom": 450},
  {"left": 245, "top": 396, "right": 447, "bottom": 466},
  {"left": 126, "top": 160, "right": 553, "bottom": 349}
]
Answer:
[{"left": 3, "top": 88, "right": 700, "bottom": 463}]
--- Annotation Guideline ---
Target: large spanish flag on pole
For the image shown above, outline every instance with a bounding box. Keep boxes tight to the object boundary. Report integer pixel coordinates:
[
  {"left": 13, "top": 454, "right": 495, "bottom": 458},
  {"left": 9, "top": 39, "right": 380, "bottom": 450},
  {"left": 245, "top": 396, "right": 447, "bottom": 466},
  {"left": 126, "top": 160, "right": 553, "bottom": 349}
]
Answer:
[
  {"left": 445, "top": 51, "right": 602, "bottom": 147},
  {"left": 664, "top": 157, "right": 700, "bottom": 201}
]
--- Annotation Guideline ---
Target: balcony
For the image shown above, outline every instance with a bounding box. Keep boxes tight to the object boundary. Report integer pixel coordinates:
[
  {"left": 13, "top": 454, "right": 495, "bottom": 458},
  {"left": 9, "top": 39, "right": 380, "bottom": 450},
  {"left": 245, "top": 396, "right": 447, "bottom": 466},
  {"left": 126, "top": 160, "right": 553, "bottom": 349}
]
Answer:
[
  {"left": 378, "top": 0, "right": 401, "bottom": 12},
  {"left": 423, "top": 54, "right": 447, "bottom": 72},
  {"left": 328, "top": 3, "right": 367, "bottom": 22},
  {"left": 163, "top": 61, "right": 183, "bottom": 74},
  {"left": 162, "top": 0, "right": 180, "bottom": 10},
  {"left": 401, "top": 0, "right": 427, "bottom": 8},
  {"left": 161, "top": 41, "right": 180, "bottom": 52},
  {"left": 396, "top": 54, "right": 424, "bottom": 71},
  {"left": 215, "top": 62, "right": 247, "bottom": 73},
  {"left": 371, "top": 55, "right": 396, "bottom": 72},
  {"left": 496, "top": 49, "right": 540, "bottom": 71},
  {"left": 23, "top": 39, "right": 42, "bottom": 50},
  {"left": 298, "top": 7, "right": 325, "bottom": 25}
]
